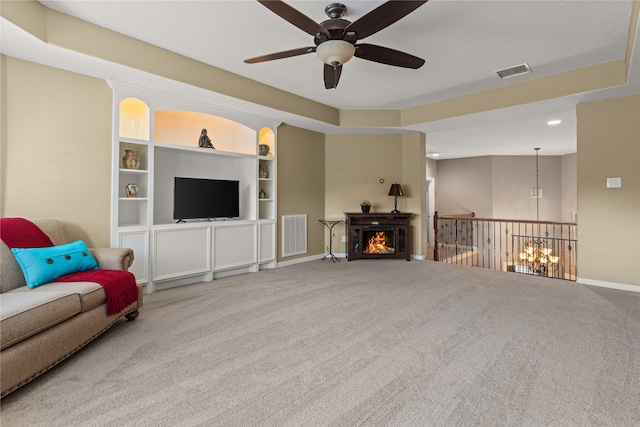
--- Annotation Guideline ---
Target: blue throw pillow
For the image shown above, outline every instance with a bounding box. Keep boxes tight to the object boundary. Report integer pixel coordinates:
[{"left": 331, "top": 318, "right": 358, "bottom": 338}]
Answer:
[{"left": 11, "top": 240, "right": 99, "bottom": 288}]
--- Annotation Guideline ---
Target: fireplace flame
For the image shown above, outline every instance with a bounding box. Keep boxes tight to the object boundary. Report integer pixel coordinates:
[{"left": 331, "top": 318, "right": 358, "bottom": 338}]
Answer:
[{"left": 365, "top": 231, "right": 394, "bottom": 254}]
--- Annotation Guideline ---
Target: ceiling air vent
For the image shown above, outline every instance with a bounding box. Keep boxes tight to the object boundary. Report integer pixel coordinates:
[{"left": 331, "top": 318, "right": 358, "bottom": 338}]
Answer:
[{"left": 496, "top": 63, "right": 532, "bottom": 79}]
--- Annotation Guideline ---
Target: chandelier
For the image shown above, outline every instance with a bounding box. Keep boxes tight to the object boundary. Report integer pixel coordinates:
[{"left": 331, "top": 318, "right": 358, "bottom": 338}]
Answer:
[
  {"left": 518, "top": 148, "right": 559, "bottom": 276},
  {"left": 519, "top": 239, "right": 559, "bottom": 276}
]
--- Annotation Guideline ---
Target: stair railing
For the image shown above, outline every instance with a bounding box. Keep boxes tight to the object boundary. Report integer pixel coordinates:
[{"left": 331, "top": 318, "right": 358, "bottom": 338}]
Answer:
[{"left": 434, "top": 212, "right": 577, "bottom": 281}]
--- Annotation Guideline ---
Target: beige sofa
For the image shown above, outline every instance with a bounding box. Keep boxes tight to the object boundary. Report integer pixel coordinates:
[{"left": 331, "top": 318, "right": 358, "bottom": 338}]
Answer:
[{"left": 0, "top": 219, "right": 143, "bottom": 397}]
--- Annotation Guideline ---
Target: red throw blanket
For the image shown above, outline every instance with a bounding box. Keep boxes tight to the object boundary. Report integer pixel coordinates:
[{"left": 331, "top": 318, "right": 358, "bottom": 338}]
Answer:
[
  {"left": 1, "top": 218, "right": 138, "bottom": 316},
  {"left": 0, "top": 217, "right": 54, "bottom": 248},
  {"left": 54, "top": 270, "right": 138, "bottom": 316}
]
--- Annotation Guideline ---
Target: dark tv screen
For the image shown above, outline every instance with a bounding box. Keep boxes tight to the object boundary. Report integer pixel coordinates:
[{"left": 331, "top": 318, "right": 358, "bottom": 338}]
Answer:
[{"left": 174, "top": 177, "right": 239, "bottom": 220}]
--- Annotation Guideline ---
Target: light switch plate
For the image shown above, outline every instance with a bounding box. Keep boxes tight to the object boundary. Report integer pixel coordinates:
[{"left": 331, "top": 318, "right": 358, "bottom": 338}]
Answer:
[{"left": 606, "top": 177, "right": 622, "bottom": 188}]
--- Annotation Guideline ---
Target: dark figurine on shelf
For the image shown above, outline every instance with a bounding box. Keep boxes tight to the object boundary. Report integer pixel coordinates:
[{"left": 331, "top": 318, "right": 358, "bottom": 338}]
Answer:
[{"left": 198, "top": 129, "right": 215, "bottom": 149}]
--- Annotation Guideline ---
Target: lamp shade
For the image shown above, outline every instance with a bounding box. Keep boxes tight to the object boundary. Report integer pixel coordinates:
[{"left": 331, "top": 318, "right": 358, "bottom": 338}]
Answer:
[
  {"left": 316, "top": 40, "right": 356, "bottom": 66},
  {"left": 388, "top": 183, "right": 404, "bottom": 197}
]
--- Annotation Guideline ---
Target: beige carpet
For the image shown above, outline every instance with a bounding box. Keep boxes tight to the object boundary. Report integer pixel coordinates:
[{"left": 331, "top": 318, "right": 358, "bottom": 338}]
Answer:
[{"left": 1, "top": 260, "right": 639, "bottom": 426}]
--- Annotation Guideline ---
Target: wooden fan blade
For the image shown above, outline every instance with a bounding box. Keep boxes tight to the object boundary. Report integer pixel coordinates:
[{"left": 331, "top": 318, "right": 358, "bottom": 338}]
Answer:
[
  {"left": 258, "top": 0, "right": 330, "bottom": 38},
  {"left": 245, "top": 46, "right": 316, "bottom": 64},
  {"left": 345, "top": 1, "right": 428, "bottom": 40},
  {"left": 324, "top": 63, "right": 343, "bottom": 89},
  {"left": 354, "top": 44, "right": 425, "bottom": 69}
]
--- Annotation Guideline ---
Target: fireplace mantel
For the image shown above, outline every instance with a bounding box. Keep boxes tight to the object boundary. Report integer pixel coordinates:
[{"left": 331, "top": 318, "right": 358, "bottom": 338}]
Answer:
[{"left": 345, "top": 212, "right": 411, "bottom": 261}]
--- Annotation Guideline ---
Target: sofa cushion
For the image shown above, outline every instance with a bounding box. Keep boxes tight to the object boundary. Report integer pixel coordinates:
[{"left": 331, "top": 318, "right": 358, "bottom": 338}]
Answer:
[
  {"left": 0, "top": 242, "right": 28, "bottom": 293},
  {"left": 10, "top": 282, "right": 106, "bottom": 313},
  {"left": 0, "top": 291, "right": 81, "bottom": 350},
  {"left": 11, "top": 240, "right": 99, "bottom": 288}
]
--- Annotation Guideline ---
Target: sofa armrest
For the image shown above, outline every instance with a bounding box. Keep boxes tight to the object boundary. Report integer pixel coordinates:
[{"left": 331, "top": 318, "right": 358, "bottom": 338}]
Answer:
[{"left": 90, "top": 248, "right": 134, "bottom": 271}]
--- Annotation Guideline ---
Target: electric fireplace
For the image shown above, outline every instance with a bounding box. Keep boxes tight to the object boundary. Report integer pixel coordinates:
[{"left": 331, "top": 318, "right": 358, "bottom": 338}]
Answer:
[{"left": 345, "top": 213, "right": 411, "bottom": 261}]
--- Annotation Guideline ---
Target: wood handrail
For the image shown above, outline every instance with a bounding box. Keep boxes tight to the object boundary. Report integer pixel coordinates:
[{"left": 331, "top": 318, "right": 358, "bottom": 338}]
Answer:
[
  {"left": 437, "top": 215, "right": 576, "bottom": 227},
  {"left": 440, "top": 212, "right": 476, "bottom": 218}
]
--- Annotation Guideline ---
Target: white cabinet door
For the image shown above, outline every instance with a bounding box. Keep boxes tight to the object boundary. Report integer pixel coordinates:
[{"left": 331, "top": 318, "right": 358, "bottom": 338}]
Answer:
[
  {"left": 259, "top": 222, "right": 276, "bottom": 262},
  {"left": 153, "top": 226, "right": 211, "bottom": 281},
  {"left": 213, "top": 224, "right": 257, "bottom": 271},
  {"left": 119, "top": 230, "right": 149, "bottom": 284}
]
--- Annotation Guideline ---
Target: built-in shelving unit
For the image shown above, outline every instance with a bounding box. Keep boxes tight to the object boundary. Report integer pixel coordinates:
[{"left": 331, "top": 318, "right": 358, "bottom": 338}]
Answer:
[
  {"left": 117, "top": 138, "right": 150, "bottom": 227},
  {"left": 110, "top": 82, "right": 278, "bottom": 293}
]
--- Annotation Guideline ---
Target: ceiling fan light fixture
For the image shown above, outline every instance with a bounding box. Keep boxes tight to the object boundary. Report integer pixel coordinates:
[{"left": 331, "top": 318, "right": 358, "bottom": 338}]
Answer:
[{"left": 316, "top": 40, "right": 355, "bottom": 66}]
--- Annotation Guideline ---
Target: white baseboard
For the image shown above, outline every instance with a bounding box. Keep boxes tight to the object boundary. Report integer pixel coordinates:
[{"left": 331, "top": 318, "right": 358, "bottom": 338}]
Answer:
[
  {"left": 277, "top": 260, "right": 639, "bottom": 293},
  {"left": 278, "top": 253, "right": 424, "bottom": 266},
  {"left": 277, "top": 253, "right": 346, "bottom": 267},
  {"left": 577, "top": 277, "right": 640, "bottom": 293}
]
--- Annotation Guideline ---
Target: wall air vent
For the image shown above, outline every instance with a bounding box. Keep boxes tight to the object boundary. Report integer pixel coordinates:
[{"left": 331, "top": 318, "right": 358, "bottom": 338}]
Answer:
[
  {"left": 496, "top": 63, "right": 532, "bottom": 79},
  {"left": 282, "top": 214, "right": 307, "bottom": 257}
]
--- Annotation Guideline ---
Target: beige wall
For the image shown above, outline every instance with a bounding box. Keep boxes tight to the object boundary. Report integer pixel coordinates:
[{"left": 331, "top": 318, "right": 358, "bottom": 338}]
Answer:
[
  {"left": 426, "top": 157, "right": 438, "bottom": 247},
  {"left": 2, "top": 2, "right": 636, "bottom": 285},
  {"left": 0, "top": 56, "right": 429, "bottom": 262},
  {"left": 3, "top": 0, "right": 635, "bottom": 133},
  {"left": 1, "top": 1, "right": 339, "bottom": 128},
  {"left": 492, "top": 155, "right": 563, "bottom": 222},
  {"left": 402, "top": 133, "right": 427, "bottom": 256},
  {"left": 1, "top": 56, "right": 112, "bottom": 247},
  {"left": 426, "top": 158, "right": 438, "bottom": 180},
  {"left": 561, "top": 153, "right": 578, "bottom": 223},
  {"left": 325, "top": 134, "right": 402, "bottom": 254},
  {"left": 436, "top": 156, "right": 494, "bottom": 218},
  {"left": 577, "top": 95, "right": 640, "bottom": 287},
  {"left": 436, "top": 155, "right": 573, "bottom": 222},
  {"left": 276, "top": 125, "right": 326, "bottom": 262},
  {"left": 325, "top": 133, "right": 426, "bottom": 257}
]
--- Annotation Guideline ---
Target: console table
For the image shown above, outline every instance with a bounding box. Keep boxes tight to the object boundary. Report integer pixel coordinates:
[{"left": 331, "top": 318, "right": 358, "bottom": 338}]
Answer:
[{"left": 345, "top": 213, "right": 411, "bottom": 261}]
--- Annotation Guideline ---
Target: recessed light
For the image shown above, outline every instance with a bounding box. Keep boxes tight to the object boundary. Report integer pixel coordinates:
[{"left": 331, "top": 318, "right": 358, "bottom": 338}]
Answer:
[
  {"left": 547, "top": 119, "right": 562, "bottom": 125},
  {"left": 431, "top": 153, "right": 440, "bottom": 157}
]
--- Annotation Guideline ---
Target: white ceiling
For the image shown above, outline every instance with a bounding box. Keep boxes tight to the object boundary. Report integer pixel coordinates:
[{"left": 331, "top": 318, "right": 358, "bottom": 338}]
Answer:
[{"left": 4, "top": 1, "right": 640, "bottom": 158}]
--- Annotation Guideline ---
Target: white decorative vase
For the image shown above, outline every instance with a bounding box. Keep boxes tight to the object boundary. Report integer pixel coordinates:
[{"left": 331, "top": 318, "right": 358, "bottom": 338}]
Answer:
[{"left": 125, "top": 183, "right": 139, "bottom": 198}]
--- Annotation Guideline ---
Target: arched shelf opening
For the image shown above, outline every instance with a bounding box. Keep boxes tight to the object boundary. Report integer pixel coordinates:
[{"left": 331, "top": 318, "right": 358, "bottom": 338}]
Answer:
[
  {"left": 154, "top": 110, "right": 256, "bottom": 155},
  {"left": 258, "top": 127, "right": 275, "bottom": 157},
  {"left": 119, "top": 98, "right": 150, "bottom": 140}
]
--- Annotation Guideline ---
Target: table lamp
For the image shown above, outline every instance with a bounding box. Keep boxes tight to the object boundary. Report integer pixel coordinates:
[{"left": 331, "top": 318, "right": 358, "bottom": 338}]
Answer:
[{"left": 388, "top": 183, "right": 404, "bottom": 213}]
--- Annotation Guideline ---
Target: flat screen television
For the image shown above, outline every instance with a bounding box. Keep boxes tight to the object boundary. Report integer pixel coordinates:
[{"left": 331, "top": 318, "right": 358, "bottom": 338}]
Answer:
[{"left": 173, "top": 177, "right": 239, "bottom": 221}]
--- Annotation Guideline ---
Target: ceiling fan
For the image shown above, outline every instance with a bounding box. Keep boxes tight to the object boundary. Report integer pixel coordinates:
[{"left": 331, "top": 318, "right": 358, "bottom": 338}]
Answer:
[{"left": 244, "top": 1, "right": 428, "bottom": 89}]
